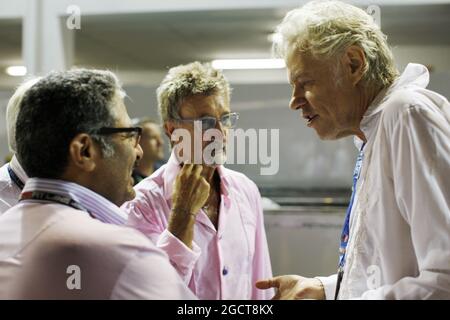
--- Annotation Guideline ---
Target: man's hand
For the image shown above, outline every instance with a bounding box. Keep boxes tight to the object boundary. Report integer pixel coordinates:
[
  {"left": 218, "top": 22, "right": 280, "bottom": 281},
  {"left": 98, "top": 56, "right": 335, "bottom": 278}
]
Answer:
[
  {"left": 169, "top": 164, "right": 210, "bottom": 248},
  {"left": 255, "top": 275, "right": 325, "bottom": 300}
]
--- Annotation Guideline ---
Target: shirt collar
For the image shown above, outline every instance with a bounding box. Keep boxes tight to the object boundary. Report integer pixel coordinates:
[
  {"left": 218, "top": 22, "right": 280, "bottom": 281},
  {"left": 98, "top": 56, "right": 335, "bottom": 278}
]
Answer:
[
  {"left": 355, "top": 63, "right": 430, "bottom": 149},
  {"left": 22, "top": 178, "right": 127, "bottom": 225},
  {"left": 9, "top": 155, "right": 28, "bottom": 185},
  {"left": 162, "top": 149, "right": 231, "bottom": 202}
]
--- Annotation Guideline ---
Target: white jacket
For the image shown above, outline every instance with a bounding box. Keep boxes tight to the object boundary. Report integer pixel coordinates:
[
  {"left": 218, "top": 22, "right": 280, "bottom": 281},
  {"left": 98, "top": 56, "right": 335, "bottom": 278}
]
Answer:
[{"left": 318, "top": 63, "right": 450, "bottom": 299}]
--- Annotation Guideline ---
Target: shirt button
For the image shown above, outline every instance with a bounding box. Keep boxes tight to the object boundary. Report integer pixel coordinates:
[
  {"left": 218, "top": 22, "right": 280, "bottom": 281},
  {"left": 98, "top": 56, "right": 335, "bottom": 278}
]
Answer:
[{"left": 222, "top": 267, "right": 228, "bottom": 276}]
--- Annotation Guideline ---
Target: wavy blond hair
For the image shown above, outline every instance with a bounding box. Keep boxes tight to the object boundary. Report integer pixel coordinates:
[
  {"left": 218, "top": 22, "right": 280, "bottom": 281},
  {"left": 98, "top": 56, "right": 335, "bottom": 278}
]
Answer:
[
  {"left": 273, "top": 0, "right": 399, "bottom": 88},
  {"left": 157, "top": 61, "right": 230, "bottom": 122}
]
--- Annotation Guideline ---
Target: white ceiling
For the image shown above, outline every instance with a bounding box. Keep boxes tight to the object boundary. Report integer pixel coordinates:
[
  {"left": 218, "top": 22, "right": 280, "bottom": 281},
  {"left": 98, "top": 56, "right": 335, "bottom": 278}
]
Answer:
[
  {"left": 75, "top": 5, "right": 450, "bottom": 70},
  {"left": 0, "top": 4, "right": 449, "bottom": 81}
]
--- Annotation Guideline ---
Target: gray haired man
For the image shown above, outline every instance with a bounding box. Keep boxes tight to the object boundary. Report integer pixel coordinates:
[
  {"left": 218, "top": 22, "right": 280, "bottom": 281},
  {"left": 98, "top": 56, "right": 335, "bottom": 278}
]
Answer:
[
  {"left": 0, "top": 69, "right": 196, "bottom": 299},
  {"left": 257, "top": 0, "right": 450, "bottom": 300}
]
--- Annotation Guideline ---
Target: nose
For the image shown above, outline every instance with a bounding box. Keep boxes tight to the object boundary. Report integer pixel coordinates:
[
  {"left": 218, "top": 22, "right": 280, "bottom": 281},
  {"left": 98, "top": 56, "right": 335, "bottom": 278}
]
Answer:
[
  {"left": 213, "top": 120, "right": 227, "bottom": 145},
  {"left": 289, "top": 86, "right": 307, "bottom": 111},
  {"left": 215, "top": 118, "right": 225, "bottom": 133},
  {"left": 135, "top": 143, "right": 143, "bottom": 161}
]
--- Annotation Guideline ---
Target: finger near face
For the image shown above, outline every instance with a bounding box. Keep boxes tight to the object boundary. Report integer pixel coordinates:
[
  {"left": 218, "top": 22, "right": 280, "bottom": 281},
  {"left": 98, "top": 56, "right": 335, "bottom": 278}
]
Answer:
[
  {"left": 181, "top": 163, "right": 194, "bottom": 175},
  {"left": 199, "top": 177, "right": 210, "bottom": 190},
  {"left": 192, "top": 164, "right": 203, "bottom": 177}
]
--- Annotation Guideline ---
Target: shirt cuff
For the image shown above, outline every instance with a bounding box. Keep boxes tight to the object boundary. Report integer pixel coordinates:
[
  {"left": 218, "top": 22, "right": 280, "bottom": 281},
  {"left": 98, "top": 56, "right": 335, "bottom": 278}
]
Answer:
[
  {"left": 156, "top": 229, "right": 201, "bottom": 281},
  {"left": 315, "top": 274, "right": 338, "bottom": 300}
]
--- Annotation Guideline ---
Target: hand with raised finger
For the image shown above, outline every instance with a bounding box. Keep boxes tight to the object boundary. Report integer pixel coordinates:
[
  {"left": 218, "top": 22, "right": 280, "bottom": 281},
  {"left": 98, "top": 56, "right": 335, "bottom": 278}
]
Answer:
[
  {"left": 255, "top": 275, "right": 325, "bottom": 300},
  {"left": 169, "top": 164, "right": 210, "bottom": 248}
]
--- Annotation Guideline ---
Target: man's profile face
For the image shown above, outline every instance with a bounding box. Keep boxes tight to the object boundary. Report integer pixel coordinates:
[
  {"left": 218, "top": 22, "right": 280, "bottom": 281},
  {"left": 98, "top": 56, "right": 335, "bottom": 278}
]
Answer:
[
  {"left": 96, "top": 94, "right": 143, "bottom": 206},
  {"left": 287, "top": 52, "right": 358, "bottom": 140}
]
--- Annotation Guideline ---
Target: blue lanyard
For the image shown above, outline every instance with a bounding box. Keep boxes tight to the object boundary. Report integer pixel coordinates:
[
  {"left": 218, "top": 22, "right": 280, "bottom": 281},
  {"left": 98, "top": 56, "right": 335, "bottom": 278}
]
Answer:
[
  {"left": 334, "top": 142, "right": 366, "bottom": 299},
  {"left": 7, "top": 165, "right": 25, "bottom": 190}
]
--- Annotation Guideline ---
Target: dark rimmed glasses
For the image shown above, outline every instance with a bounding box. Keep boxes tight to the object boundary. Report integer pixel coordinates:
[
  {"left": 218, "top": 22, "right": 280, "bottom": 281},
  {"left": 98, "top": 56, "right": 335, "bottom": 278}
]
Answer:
[
  {"left": 174, "top": 112, "right": 239, "bottom": 131},
  {"left": 91, "top": 127, "right": 142, "bottom": 147}
]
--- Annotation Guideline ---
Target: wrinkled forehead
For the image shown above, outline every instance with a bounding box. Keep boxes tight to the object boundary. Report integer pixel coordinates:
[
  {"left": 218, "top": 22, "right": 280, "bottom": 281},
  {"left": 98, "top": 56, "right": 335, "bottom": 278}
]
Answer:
[
  {"left": 287, "top": 52, "right": 311, "bottom": 78},
  {"left": 286, "top": 51, "right": 333, "bottom": 83}
]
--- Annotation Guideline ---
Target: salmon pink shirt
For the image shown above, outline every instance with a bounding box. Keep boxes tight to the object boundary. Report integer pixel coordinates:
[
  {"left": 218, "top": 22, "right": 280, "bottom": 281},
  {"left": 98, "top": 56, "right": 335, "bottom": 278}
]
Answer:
[{"left": 123, "top": 151, "right": 274, "bottom": 300}]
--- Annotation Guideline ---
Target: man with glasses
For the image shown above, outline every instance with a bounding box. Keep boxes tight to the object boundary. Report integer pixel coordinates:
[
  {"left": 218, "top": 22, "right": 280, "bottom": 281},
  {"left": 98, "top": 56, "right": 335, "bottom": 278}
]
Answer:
[
  {"left": 0, "top": 69, "right": 195, "bottom": 299},
  {"left": 123, "top": 62, "right": 274, "bottom": 300}
]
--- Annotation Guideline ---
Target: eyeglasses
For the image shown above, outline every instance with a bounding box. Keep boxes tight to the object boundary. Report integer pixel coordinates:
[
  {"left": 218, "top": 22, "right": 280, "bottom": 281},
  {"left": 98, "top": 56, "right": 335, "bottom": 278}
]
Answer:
[
  {"left": 175, "top": 112, "right": 239, "bottom": 131},
  {"left": 91, "top": 127, "right": 142, "bottom": 147}
]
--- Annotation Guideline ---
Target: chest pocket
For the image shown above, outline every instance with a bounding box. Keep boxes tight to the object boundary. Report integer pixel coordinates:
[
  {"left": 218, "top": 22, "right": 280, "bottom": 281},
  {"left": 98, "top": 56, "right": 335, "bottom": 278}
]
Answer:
[{"left": 232, "top": 191, "right": 257, "bottom": 260}]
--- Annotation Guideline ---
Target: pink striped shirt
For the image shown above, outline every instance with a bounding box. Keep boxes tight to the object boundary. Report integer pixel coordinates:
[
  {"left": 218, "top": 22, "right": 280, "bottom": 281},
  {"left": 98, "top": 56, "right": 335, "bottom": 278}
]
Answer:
[
  {"left": 0, "top": 177, "right": 195, "bottom": 299},
  {"left": 122, "top": 152, "right": 274, "bottom": 300}
]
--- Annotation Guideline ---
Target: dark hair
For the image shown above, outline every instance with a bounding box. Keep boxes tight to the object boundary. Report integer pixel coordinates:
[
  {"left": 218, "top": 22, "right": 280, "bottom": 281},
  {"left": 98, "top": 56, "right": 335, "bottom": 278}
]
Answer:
[{"left": 16, "top": 69, "right": 123, "bottom": 179}]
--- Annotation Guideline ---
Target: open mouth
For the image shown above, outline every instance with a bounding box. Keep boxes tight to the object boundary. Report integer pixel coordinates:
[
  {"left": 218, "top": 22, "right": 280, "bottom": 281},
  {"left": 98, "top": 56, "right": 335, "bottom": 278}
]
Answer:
[{"left": 306, "top": 114, "right": 319, "bottom": 126}]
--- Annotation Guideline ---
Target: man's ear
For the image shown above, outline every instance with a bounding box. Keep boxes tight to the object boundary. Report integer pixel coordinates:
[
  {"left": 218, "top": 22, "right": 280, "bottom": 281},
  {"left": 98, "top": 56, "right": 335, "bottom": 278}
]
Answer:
[
  {"left": 164, "top": 121, "right": 177, "bottom": 148},
  {"left": 341, "top": 45, "right": 366, "bottom": 86},
  {"left": 68, "top": 133, "right": 99, "bottom": 172},
  {"left": 164, "top": 121, "right": 175, "bottom": 139}
]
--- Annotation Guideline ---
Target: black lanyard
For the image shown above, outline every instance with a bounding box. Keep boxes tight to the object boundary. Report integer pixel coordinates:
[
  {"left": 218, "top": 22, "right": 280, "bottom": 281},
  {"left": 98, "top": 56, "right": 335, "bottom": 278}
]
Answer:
[
  {"left": 7, "top": 165, "right": 25, "bottom": 190},
  {"left": 20, "top": 190, "right": 88, "bottom": 212}
]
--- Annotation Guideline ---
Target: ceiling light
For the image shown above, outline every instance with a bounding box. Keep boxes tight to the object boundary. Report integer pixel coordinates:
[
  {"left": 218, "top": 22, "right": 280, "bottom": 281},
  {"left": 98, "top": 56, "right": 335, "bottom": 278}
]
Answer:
[
  {"left": 211, "top": 59, "right": 285, "bottom": 70},
  {"left": 6, "top": 66, "right": 27, "bottom": 76}
]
